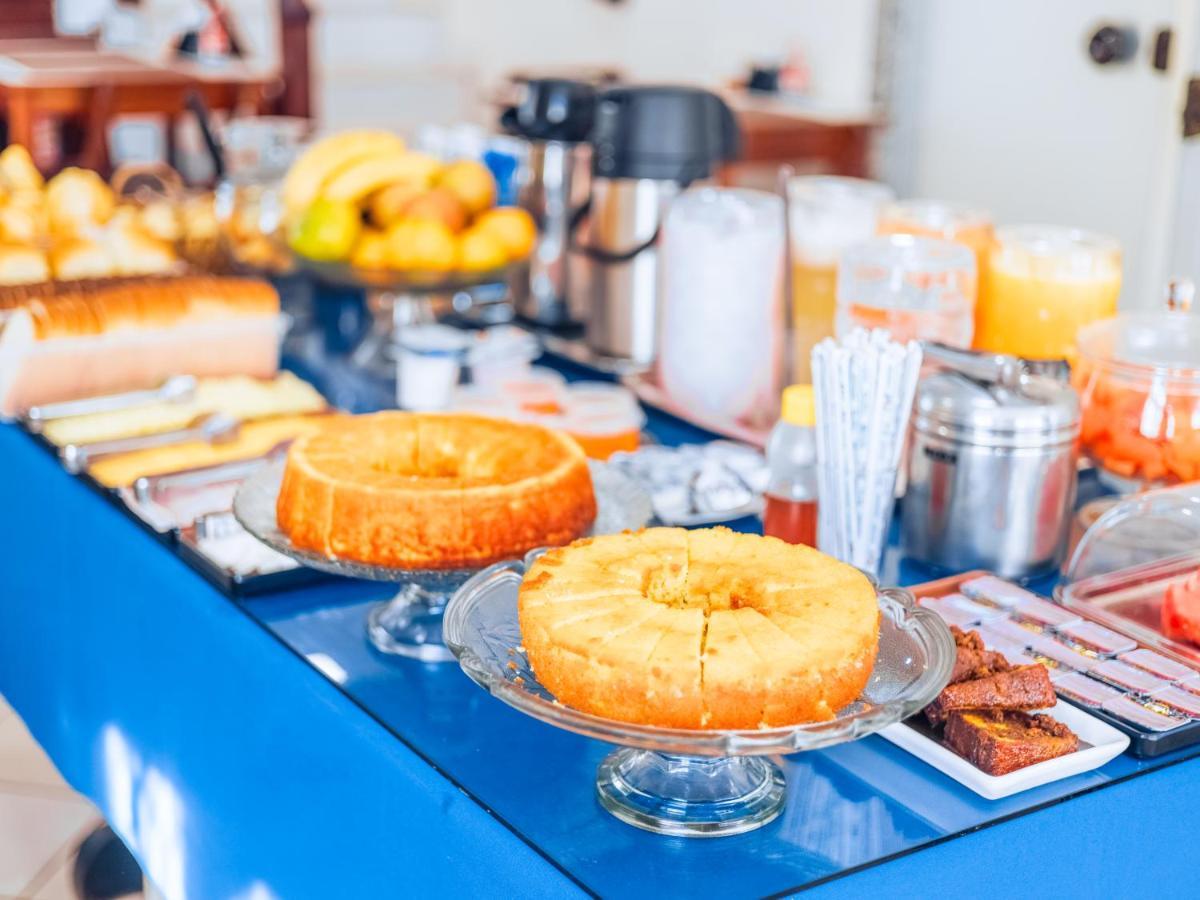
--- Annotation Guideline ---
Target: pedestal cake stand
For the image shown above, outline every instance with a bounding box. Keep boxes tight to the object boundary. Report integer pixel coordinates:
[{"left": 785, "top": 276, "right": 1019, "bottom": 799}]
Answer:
[
  {"left": 234, "top": 459, "right": 652, "bottom": 662},
  {"left": 444, "top": 556, "right": 955, "bottom": 836},
  {"left": 297, "top": 257, "right": 524, "bottom": 376}
]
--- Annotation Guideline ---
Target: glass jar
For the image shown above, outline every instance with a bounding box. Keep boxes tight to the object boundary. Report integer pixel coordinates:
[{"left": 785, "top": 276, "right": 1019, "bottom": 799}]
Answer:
[
  {"left": 835, "top": 234, "right": 976, "bottom": 346},
  {"left": 786, "top": 176, "right": 894, "bottom": 381},
  {"left": 1075, "top": 305, "right": 1200, "bottom": 488},
  {"left": 976, "top": 225, "right": 1121, "bottom": 361},
  {"left": 877, "top": 199, "right": 992, "bottom": 273},
  {"left": 658, "top": 187, "right": 785, "bottom": 425}
]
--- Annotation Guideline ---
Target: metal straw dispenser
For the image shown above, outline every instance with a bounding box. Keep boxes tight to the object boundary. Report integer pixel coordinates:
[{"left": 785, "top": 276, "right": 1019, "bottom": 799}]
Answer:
[{"left": 901, "top": 345, "right": 1080, "bottom": 579}]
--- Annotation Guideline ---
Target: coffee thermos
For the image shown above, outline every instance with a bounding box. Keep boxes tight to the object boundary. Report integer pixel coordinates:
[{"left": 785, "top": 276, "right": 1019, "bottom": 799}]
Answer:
[
  {"left": 500, "top": 79, "right": 597, "bottom": 326},
  {"left": 571, "top": 86, "right": 739, "bottom": 364}
]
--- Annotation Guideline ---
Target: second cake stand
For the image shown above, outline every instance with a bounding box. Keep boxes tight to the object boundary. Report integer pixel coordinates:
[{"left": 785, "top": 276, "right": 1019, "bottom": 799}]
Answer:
[
  {"left": 445, "top": 556, "right": 955, "bottom": 836},
  {"left": 234, "top": 459, "right": 652, "bottom": 662}
]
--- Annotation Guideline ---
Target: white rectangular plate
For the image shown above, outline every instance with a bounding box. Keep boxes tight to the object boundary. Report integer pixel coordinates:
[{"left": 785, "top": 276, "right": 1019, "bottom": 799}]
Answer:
[{"left": 879, "top": 701, "right": 1130, "bottom": 800}]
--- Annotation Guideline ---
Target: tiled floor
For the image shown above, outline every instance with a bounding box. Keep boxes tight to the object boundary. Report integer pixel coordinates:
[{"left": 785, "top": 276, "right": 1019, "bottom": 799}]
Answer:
[{"left": 0, "top": 693, "right": 111, "bottom": 900}]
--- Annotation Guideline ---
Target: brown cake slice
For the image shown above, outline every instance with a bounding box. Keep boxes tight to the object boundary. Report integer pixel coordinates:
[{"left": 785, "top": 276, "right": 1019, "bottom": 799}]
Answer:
[
  {"left": 944, "top": 710, "right": 1079, "bottom": 775},
  {"left": 949, "top": 626, "right": 1014, "bottom": 684},
  {"left": 925, "top": 664, "right": 1056, "bottom": 726}
]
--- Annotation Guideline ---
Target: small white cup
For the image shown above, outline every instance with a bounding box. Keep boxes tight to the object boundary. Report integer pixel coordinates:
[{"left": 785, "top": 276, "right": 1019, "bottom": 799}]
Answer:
[{"left": 396, "top": 325, "right": 469, "bottom": 411}]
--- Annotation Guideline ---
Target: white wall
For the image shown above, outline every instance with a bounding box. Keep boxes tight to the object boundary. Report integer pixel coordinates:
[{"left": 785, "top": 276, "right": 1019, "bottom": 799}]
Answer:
[
  {"left": 310, "top": 0, "right": 881, "bottom": 134},
  {"left": 887, "top": 0, "right": 1187, "bottom": 308},
  {"left": 442, "top": 0, "right": 879, "bottom": 111}
]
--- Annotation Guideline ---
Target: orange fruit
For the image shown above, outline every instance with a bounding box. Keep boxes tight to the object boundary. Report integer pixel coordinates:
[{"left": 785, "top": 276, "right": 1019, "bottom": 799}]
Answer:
[
  {"left": 437, "top": 160, "right": 496, "bottom": 217},
  {"left": 474, "top": 207, "right": 536, "bottom": 261},
  {"left": 404, "top": 188, "right": 469, "bottom": 233},
  {"left": 368, "top": 181, "right": 423, "bottom": 228},
  {"left": 385, "top": 219, "right": 456, "bottom": 272},
  {"left": 350, "top": 228, "right": 390, "bottom": 270},
  {"left": 455, "top": 227, "right": 508, "bottom": 272}
]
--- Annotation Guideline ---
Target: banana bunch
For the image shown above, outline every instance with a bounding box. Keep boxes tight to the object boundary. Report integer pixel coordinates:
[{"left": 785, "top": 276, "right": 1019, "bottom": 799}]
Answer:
[{"left": 284, "top": 129, "right": 535, "bottom": 275}]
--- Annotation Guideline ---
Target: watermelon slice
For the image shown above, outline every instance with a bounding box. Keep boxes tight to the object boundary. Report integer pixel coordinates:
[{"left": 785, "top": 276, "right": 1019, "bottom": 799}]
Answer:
[{"left": 1162, "top": 570, "right": 1200, "bottom": 646}]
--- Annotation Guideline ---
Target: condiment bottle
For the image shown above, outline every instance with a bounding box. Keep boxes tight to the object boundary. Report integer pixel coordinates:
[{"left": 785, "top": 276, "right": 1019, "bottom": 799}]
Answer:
[{"left": 763, "top": 384, "right": 819, "bottom": 546}]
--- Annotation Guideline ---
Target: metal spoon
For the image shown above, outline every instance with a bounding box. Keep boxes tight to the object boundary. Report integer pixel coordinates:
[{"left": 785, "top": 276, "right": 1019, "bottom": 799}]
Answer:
[
  {"left": 26, "top": 375, "right": 198, "bottom": 431},
  {"left": 61, "top": 412, "right": 241, "bottom": 474}
]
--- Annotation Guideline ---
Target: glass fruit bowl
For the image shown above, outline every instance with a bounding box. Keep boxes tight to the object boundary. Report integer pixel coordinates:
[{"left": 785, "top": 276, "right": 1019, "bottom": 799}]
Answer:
[
  {"left": 443, "top": 554, "right": 955, "bottom": 836},
  {"left": 1075, "top": 308, "right": 1200, "bottom": 489}
]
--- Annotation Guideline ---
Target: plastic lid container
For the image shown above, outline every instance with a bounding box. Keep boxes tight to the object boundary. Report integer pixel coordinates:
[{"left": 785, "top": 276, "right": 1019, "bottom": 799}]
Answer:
[
  {"left": 1058, "top": 482, "right": 1200, "bottom": 664},
  {"left": 1075, "top": 304, "right": 1200, "bottom": 488}
]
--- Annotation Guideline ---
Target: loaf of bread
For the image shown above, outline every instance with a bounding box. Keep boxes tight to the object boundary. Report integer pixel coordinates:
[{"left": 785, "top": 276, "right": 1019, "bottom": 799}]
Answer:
[{"left": 0, "top": 275, "right": 281, "bottom": 416}]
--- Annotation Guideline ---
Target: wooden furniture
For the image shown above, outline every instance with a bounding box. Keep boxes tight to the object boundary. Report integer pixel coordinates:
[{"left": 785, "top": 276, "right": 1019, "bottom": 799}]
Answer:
[
  {"left": 720, "top": 91, "right": 877, "bottom": 185},
  {"left": 0, "top": 0, "right": 55, "bottom": 39},
  {"left": 0, "top": 39, "right": 278, "bottom": 173}
]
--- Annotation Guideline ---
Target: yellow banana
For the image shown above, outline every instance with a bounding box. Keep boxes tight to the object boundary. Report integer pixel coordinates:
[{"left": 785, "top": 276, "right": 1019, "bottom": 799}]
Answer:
[
  {"left": 320, "top": 152, "right": 443, "bottom": 205},
  {"left": 282, "top": 130, "right": 406, "bottom": 221}
]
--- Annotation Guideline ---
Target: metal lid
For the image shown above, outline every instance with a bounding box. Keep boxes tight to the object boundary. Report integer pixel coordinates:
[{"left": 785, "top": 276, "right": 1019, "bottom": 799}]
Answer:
[{"left": 914, "top": 371, "right": 1079, "bottom": 448}]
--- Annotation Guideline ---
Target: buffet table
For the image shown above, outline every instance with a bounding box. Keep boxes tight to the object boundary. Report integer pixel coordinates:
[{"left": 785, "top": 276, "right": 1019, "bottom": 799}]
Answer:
[{"left": 2, "top": 297, "right": 1199, "bottom": 898}]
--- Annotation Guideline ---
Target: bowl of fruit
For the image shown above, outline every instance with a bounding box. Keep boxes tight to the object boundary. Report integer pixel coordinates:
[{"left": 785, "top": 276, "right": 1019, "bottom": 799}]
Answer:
[{"left": 282, "top": 130, "right": 535, "bottom": 290}]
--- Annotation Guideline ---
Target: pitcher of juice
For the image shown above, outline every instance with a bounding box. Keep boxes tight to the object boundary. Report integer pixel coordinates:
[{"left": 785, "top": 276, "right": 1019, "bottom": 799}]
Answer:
[
  {"left": 786, "top": 176, "right": 893, "bottom": 381},
  {"left": 976, "top": 225, "right": 1121, "bottom": 361},
  {"left": 877, "top": 199, "right": 993, "bottom": 275}
]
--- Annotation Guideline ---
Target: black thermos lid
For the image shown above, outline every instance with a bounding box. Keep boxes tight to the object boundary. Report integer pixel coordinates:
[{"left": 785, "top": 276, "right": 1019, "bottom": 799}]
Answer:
[
  {"left": 590, "top": 86, "right": 740, "bottom": 182},
  {"left": 499, "top": 78, "right": 597, "bottom": 143}
]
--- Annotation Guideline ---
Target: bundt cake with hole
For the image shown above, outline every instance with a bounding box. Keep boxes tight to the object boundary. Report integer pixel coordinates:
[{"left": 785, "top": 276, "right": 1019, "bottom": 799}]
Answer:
[
  {"left": 276, "top": 411, "right": 596, "bottom": 569},
  {"left": 518, "top": 527, "right": 880, "bottom": 729}
]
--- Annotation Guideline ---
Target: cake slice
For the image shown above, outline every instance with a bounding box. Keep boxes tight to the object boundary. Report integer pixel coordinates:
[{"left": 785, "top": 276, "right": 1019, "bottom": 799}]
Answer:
[
  {"left": 944, "top": 710, "right": 1079, "bottom": 775},
  {"left": 949, "top": 626, "right": 1015, "bottom": 684},
  {"left": 925, "top": 664, "right": 1056, "bottom": 726}
]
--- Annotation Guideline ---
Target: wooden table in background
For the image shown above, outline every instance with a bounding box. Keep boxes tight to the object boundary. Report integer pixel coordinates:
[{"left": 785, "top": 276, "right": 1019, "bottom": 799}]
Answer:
[
  {"left": 720, "top": 91, "right": 878, "bottom": 185},
  {"left": 0, "top": 39, "right": 277, "bottom": 172}
]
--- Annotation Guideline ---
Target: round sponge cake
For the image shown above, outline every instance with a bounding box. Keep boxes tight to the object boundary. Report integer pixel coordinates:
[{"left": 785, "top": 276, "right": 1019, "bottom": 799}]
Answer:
[
  {"left": 277, "top": 411, "right": 596, "bottom": 569},
  {"left": 518, "top": 527, "right": 879, "bottom": 729}
]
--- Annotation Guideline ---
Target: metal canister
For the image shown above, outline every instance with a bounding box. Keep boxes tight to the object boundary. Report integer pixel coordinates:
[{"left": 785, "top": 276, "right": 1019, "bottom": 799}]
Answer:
[{"left": 901, "top": 347, "right": 1080, "bottom": 578}]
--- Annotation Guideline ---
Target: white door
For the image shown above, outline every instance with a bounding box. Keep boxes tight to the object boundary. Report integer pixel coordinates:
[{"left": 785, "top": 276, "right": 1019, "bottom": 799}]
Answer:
[{"left": 880, "top": 0, "right": 1197, "bottom": 309}]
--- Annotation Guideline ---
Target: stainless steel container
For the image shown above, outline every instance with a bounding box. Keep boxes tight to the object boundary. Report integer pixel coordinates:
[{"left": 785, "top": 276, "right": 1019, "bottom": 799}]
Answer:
[
  {"left": 901, "top": 347, "right": 1080, "bottom": 578},
  {"left": 574, "top": 177, "right": 680, "bottom": 362},
  {"left": 510, "top": 139, "right": 592, "bottom": 325},
  {"left": 571, "top": 86, "right": 739, "bottom": 364},
  {"left": 500, "top": 79, "right": 597, "bottom": 326}
]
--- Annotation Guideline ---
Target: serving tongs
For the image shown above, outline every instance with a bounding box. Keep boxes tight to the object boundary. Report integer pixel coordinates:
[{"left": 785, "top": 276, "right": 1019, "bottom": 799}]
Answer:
[
  {"left": 24, "top": 375, "right": 198, "bottom": 432},
  {"left": 131, "top": 439, "right": 293, "bottom": 506},
  {"left": 921, "top": 342, "right": 1070, "bottom": 390},
  {"left": 61, "top": 412, "right": 241, "bottom": 474}
]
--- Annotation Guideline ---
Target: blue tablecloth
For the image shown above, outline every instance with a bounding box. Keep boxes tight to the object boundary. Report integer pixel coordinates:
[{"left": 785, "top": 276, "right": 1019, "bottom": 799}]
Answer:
[{"left": 2, "top": 295, "right": 1198, "bottom": 897}]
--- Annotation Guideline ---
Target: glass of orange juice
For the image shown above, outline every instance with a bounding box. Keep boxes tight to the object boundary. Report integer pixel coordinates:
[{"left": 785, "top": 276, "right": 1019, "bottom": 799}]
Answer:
[
  {"left": 976, "top": 225, "right": 1121, "bottom": 361},
  {"left": 786, "top": 176, "right": 894, "bottom": 381},
  {"left": 836, "top": 235, "right": 976, "bottom": 346},
  {"left": 877, "top": 200, "right": 993, "bottom": 271}
]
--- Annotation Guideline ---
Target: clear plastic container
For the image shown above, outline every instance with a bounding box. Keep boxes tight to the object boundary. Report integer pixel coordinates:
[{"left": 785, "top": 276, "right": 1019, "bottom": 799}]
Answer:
[
  {"left": 1074, "top": 304, "right": 1200, "bottom": 488},
  {"left": 762, "top": 384, "right": 818, "bottom": 546},
  {"left": 658, "top": 187, "right": 785, "bottom": 426},
  {"left": 835, "top": 234, "right": 976, "bottom": 346},
  {"left": 877, "top": 199, "right": 993, "bottom": 265},
  {"left": 976, "top": 225, "right": 1121, "bottom": 361},
  {"left": 1059, "top": 483, "right": 1200, "bottom": 665},
  {"left": 786, "top": 176, "right": 894, "bottom": 382}
]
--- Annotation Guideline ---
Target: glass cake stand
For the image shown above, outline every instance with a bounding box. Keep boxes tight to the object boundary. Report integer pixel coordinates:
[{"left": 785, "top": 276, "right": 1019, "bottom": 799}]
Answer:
[
  {"left": 233, "top": 459, "right": 653, "bottom": 662},
  {"left": 444, "top": 557, "right": 955, "bottom": 836},
  {"left": 296, "top": 257, "right": 525, "bottom": 376}
]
